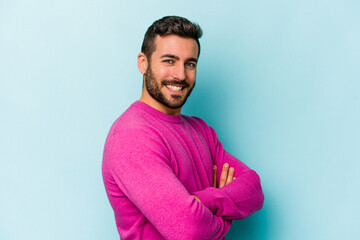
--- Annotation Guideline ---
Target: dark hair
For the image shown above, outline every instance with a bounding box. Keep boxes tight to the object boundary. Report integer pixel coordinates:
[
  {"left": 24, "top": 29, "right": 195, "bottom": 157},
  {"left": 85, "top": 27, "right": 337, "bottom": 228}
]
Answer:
[{"left": 141, "top": 16, "right": 203, "bottom": 60}]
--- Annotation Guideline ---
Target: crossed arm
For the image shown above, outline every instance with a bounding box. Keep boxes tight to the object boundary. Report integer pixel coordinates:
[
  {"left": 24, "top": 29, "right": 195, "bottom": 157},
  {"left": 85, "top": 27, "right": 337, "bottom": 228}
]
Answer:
[{"left": 105, "top": 127, "right": 264, "bottom": 239}]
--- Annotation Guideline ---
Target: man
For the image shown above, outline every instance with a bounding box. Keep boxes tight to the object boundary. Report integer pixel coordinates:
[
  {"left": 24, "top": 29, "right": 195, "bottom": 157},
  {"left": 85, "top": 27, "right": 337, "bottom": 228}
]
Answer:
[{"left": 102, "top": 16, "right": 264, "bottom": 240}]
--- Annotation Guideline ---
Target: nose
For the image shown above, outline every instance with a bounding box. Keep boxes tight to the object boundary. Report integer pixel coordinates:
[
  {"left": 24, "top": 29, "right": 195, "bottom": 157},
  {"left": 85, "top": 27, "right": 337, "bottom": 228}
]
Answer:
[{"left": 172, "top": 63, "right": 186, "bottom": 81}]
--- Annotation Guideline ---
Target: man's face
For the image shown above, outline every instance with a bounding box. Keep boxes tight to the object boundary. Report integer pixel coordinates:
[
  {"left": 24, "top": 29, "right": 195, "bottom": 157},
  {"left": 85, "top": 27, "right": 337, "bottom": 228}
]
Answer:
[{"left": 143, "top": 35, "right": 199, "bottom": 110}]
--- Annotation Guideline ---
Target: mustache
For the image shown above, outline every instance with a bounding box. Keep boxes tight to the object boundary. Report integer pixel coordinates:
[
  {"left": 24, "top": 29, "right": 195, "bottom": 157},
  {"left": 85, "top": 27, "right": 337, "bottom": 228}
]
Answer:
[{"left": 162, "top": 80, "right": 190, "bottom": 87}]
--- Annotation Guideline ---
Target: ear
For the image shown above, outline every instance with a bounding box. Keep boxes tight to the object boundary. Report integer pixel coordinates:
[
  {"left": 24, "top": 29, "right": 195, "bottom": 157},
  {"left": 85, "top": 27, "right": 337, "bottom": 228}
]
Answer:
[{"left": 137, "top": 52, "right": 148, "bottom": 74}]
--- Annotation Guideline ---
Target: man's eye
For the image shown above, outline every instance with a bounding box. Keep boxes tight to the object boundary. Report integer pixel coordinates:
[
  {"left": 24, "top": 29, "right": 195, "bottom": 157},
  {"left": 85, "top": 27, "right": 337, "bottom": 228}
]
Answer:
[
  {"left": 186, "top": 62, "right": 196, "bottom": 68},
  {"left": 163, "top": 59, "right": 173, "bottom": 64}
]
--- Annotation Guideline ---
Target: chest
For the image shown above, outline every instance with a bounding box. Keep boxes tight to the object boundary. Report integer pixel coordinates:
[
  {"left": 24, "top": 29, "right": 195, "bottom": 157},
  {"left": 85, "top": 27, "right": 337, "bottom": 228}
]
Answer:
[{"left": 161, "top": 124, "right": 214, "bottom": 192}]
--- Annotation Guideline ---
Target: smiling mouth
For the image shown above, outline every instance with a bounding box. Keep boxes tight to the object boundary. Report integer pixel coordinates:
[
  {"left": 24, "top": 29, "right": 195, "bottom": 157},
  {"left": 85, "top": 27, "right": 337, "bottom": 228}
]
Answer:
[{"left": 165, "top": 84, "right": 185, "bottom": 92}]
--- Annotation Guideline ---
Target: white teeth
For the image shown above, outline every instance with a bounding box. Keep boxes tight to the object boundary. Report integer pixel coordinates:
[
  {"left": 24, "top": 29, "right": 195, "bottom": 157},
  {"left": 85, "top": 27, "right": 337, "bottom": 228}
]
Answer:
[{"left": 166, "top": 85, "right": 182, "bottom": 91}]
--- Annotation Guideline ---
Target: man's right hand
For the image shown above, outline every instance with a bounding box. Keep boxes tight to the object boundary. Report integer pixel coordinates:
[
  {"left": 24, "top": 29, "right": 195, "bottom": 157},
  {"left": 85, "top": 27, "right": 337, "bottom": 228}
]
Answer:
[
  {"left": 194, "top": 163, "right": 236, "bottom": 203},
  {"left": 213, "top": 163, "right": 235, "bottom": 188}
]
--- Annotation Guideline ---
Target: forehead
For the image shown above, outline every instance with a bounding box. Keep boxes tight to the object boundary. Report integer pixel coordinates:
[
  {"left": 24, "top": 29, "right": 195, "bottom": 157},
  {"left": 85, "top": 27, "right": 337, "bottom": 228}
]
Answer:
[{"left": 152, "top": 35, "right": 199, "bottom": 59}]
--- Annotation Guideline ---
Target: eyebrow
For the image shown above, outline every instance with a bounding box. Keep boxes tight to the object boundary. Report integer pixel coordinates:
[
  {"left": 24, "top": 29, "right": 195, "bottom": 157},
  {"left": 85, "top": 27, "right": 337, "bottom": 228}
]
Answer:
[{"left": 161, "top": 54, "right": 198, "bottom": 63}]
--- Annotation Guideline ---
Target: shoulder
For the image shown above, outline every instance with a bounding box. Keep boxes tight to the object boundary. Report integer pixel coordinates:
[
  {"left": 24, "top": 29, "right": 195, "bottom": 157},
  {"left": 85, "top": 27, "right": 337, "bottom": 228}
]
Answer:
[
  {"left": 103, "top": 113, "right": 170, "bottom": 171},
  {"left": 182, "top": 115, "right": 208, "bottom": 128},
  {"left": 105, "top": 102, "right": 162, "bottom": 140},
  {"left": 182, "top": 115, "right": 220, "bottom": 147},
  {"left": 108, "top": 112, "right": 164, "bottom": 146},
  {"left": 110, "top": 103, "right": 147, "bottom": 133},
  {"left": 104, "top": 102, "right": 169, "bottom": 151},
  {"left": 182, "top": 115, "right": 216, "bottom": 135}
]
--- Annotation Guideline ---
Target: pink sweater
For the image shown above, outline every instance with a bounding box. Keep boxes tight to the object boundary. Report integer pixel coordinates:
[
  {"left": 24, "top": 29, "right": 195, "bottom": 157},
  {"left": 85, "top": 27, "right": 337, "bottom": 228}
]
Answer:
[{"left": 102, "top": 101, "right": 264, "bottom": 240}]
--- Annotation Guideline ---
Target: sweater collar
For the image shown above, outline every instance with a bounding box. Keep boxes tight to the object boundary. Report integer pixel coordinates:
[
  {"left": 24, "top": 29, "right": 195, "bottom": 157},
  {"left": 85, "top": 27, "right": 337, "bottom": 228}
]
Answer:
[{"left": 133, "top": 101, "right": 183, "bottom": 124}]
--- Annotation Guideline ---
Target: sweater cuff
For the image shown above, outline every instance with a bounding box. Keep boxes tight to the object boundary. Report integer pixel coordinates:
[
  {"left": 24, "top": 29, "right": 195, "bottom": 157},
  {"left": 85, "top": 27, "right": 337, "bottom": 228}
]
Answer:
[{"left": 192, "top": 187, "right": 220, "bottom": 215}]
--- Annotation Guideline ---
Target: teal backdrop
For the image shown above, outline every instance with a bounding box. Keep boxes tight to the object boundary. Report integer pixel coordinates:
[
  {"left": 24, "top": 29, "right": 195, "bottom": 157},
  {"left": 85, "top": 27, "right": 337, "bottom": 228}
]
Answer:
[{"left": 1, "top": 1, "right": 359, "bottom": 239}]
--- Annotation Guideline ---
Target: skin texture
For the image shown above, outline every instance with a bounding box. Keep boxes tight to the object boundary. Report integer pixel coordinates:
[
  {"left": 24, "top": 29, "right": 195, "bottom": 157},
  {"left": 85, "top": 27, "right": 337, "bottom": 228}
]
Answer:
[{"left": 138, "top": 35, "right": 199, "bottom": 115}]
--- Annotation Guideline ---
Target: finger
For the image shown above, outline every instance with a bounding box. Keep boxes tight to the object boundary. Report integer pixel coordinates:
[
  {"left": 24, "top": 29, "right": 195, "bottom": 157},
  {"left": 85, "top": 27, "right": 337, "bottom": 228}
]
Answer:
[
  {"left": 193, "top": 195, "right": 201, "bottom": 203},
  {"left": 219, "top": 163, "right": 229, "bottom": 188},
  {"left": 213, "top": 165, "right": 217, "bottom": 187},
  {"left": 225, "top": 167, "right": 234, "bottom": 185}
]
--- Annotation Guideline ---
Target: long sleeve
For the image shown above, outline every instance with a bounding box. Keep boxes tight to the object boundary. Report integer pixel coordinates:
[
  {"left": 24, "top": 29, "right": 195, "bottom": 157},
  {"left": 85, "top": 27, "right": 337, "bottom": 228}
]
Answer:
[
  {"left": 192, "top": 127, "right": 264, "bottom": 220},
  {"left": 103, "top": 127, "right": 232, "bottom": 240}
]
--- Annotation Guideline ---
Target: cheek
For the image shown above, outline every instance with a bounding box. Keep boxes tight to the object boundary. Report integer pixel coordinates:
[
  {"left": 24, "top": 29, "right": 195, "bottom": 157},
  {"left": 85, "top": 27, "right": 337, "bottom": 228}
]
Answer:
[
  {"left": 158, "top": 70, "right": 169, "bottom": 79},
  {"left": 153, "top": 67, "right": 170, "bottom": 80},
  {"left": 186, "top": 70, "right": 197, "bottom": 82}
]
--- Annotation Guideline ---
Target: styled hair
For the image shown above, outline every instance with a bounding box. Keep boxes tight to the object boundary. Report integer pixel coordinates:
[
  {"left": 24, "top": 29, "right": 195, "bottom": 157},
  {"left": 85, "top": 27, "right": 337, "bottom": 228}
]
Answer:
[{"left": 141, "top": 16, "right": 203, "bottom": 60}]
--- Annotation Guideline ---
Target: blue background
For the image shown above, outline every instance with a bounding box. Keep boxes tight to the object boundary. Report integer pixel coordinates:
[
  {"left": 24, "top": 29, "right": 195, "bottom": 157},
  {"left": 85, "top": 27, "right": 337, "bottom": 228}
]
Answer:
[{"left": 1, "top": 1, "right": 359, "bottom": 239}]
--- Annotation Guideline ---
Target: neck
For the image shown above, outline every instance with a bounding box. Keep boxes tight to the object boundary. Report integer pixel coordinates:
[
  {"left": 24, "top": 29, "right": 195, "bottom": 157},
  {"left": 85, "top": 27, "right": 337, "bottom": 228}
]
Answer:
[{"left": 140, "top": 89, "right": 182, "bottom": 115}]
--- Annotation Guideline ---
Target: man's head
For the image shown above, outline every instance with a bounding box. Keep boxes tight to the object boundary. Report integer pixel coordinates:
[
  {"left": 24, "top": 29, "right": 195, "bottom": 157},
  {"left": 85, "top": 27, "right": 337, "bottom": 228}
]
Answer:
[
  {"left": 138, "top": 16, "right": 203, "bottom": 115},
  {"left": 141, "top": 16, "right": 203, "bottom": 61}
]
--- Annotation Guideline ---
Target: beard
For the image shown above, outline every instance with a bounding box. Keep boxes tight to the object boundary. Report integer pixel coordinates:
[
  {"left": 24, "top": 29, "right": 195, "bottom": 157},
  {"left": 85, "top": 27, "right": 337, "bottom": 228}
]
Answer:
[{"left": 144, "top": 64, "right": 195, "bottom": 109}]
